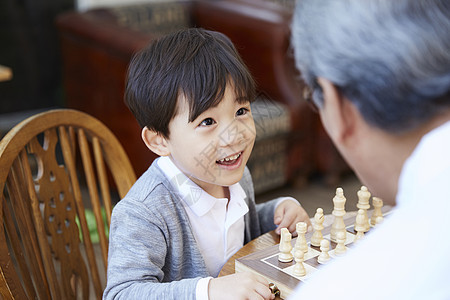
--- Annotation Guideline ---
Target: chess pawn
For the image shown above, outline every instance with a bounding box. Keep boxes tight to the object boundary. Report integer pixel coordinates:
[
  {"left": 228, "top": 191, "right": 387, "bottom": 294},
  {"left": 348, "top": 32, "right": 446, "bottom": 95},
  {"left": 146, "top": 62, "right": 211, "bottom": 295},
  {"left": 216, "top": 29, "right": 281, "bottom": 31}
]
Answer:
[
  {"left": 330, "top": 187, "right": 347, "bottom": 242},
  {"left": 317, "top": 239, "right": 331, "bottom": 264},
  {"left": 293, "top": 250, "right": 306, "bottom": 277},
  {"left": 356, "top": 186, "right": 371, "bottom": 232},
  {"left": 334, "top": 231, "right": 347, "bottom": 256},
  {"left": 370, "top": 197, "right": 384, "bottom": 226},
  {"left": 278, "top": 228, "right": 293, "bottom": 262},
  {"left": 354, "top": 209, "right": 366, "bottom": 243},
  {"left": 295, "top": 222, "right": 308, "bottom": 253},
  {"left": 376, "top": 216, "right": 384, "bottom": 225},
  {"left": 311, "top": 208, "right": 324, "bottom": 247}
]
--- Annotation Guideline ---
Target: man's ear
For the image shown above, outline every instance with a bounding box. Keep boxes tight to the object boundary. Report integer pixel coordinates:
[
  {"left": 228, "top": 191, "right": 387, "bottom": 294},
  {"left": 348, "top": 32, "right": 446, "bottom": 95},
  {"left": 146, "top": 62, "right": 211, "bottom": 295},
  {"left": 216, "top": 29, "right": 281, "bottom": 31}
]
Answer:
[
  {"left": 317, "top": 77, "right": 358, "bottom": 145},
  {"left": 141, "top": 127, "right": 170, "bottom": 156}
]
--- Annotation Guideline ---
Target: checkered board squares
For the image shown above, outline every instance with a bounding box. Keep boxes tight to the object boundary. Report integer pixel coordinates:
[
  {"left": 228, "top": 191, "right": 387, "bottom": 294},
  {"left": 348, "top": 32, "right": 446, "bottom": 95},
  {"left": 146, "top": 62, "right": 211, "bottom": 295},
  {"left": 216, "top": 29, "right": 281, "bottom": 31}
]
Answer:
[{"left": 262, "top": 230, "right": 356, "bottom": 281}]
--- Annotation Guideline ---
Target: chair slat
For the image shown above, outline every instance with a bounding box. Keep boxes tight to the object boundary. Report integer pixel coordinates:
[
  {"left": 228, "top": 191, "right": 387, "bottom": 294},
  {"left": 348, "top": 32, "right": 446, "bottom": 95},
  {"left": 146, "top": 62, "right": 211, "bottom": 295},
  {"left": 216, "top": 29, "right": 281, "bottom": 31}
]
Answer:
[
  {"left": 6, "top": 158, "right": 51, "bottom": 299},
  {"left": 20, "top": 148, "right": 61, "bottom": 299},
  {"left": 0, "top": 266, "right": 14, "bottom": 300},
  {"left": 2, "top": 193, "right": 36, "bottom": 300},
  {"left": 68, "top": 126, "right": 77, "bottom": 161},
  {"left": 19, "top": 150, "right": 55, "bottom": 295},
  {"left": 78, "top": 130, "right": 109, "bottom": 273},
  {"left": 29, "top": 128, "right": 92, "bottom": 300},
  {"left": 93, "top": 137, "right": 112, "bottom": 229},
  {"left": 59, "top": 126, "right": 102, "bottom": 298}
]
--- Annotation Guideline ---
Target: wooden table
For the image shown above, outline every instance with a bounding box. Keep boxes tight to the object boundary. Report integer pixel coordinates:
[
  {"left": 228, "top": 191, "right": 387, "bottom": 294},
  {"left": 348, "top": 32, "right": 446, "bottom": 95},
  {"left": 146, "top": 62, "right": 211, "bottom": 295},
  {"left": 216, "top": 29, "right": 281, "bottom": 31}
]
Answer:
[{"left": 219, "top": 230, "right": 280, "bottom": 277}]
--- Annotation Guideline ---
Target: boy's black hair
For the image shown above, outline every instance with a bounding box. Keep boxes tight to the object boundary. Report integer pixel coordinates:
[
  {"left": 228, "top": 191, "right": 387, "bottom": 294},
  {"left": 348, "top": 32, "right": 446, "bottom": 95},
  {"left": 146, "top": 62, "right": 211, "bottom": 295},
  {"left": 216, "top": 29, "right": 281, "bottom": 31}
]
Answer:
[{"left": 125, "top": 27, "right": 257, "bottom": 138}]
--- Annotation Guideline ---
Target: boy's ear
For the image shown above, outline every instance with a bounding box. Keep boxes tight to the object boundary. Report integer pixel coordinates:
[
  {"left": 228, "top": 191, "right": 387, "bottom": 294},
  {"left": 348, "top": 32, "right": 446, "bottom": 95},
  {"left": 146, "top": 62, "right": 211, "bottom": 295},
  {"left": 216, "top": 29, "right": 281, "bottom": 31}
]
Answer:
[{"left": 141, "top": 127, "right": 170, "bottom": 156}]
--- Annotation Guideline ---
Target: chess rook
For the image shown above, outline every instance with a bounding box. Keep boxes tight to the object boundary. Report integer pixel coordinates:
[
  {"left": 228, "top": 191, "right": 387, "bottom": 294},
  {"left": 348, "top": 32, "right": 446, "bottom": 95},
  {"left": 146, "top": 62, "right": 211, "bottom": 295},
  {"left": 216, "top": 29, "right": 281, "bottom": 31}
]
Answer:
[
  {"left": 330, "top": 187, "right": 346, "bottom": 242},
  {"left": 295, "top": 222, "right": 308, "bottom": 253}
]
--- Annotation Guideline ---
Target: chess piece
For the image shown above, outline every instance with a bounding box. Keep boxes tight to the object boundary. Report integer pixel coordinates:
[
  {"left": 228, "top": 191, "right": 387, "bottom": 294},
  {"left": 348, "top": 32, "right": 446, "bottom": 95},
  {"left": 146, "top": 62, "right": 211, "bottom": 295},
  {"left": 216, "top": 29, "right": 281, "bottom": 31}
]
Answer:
[
  {"left": 293, "top": 250, "right": 306, "bottom": 276},
  {"left": 376, "top": 216, "right": 384, "bottom": 225},
  {"left": 370, "top": 197, "right": 384, "bottom": 226},
  {"left": 334, "top": 231, "right": 347, "bottom": 256},
  {"left": 278, "top": 228, "right": 293, "bottom": 262},
  {"left": 295, "top": 222, "right": 308, "bottom": 253},
  {"left": 330, "top": 187, "right": 347, "bottom": 242},
  {"left": 317, "top": 239, "right": 331, "bottom": 264},
  {"left": 311, "top": 208, "right": 324, "bottom": 247},
  {"left": 356, "top": 186, "right": 371, "bottom": 232},
  {"left": 354, "top": 209, "right": 366, "bottom": 243}
]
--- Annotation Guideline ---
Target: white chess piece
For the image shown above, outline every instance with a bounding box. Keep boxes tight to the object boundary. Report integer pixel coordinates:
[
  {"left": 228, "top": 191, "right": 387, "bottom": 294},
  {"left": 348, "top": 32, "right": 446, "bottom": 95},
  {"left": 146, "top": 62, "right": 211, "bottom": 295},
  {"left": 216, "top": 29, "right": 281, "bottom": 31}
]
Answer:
[
  {"left": 357, "top": 186, "right": 371, "bottom": 232},
  {"left": 334, "top": 231, "right": 347, "bottom": 256},
  {"left": 310, "top": 208, "right": 324, "bottom": 247},
  {"left": 376, "top": 216, "right": 384, "bottom": 225},
  {"left": 370, "top": 197, "right": 384, "bottom": 226},
  {"left": 295, "top": 222, "right": 308, "bottom": 253},
  {"left": 278, "top": 228, "right": 293, "bottom": 262},
  {"left": 293, "top": 249, "right": 306, "bottom": 276},
  {"left": 330, "top": 187, "right": 347, "bottom": 242},
  {"left": 354, "top": 209, "right": 366, "bottom": 243},
  {"left": 317, "top": 239, "right": 331, "bottom": 264}
]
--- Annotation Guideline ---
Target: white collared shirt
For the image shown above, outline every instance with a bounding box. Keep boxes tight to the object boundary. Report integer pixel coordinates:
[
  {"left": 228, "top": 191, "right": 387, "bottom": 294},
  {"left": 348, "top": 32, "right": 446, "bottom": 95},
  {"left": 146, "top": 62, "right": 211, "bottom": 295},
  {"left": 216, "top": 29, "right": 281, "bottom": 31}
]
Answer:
[{"left": 158, "top": 156, "right": 249, "bottom": 298}]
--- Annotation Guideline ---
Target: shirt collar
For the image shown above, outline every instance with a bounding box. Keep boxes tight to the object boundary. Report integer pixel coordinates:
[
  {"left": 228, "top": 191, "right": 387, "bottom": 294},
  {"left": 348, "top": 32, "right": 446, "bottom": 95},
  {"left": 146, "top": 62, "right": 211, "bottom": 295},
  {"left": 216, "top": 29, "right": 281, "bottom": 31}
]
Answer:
[
  {"left": 157, "top": 156, "right": 248, "bottom": 217},
  {"left": 397, "top": 120, "right": 450, "bottom": 207}
]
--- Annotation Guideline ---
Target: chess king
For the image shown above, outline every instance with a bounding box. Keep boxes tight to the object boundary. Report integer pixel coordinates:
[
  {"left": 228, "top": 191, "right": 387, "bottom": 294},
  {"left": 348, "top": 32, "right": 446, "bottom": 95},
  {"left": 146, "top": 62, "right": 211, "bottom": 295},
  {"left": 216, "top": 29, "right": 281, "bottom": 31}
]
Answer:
[{"left": 289, "top": 0, "right": 450, "bottom": 299}]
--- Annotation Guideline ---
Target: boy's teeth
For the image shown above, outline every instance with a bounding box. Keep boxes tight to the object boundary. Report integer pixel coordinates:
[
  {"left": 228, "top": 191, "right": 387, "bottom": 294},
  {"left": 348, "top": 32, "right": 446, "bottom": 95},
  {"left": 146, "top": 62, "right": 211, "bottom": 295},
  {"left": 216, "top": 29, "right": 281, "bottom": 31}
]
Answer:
[{"left": 218, "top": 153, "right": 241, "bottom": 163}]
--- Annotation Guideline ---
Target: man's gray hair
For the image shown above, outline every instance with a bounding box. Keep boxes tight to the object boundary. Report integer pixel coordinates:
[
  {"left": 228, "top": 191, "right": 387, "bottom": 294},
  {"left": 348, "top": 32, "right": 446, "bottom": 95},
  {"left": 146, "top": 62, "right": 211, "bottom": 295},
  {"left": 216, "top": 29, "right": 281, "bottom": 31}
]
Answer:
[{"left": 292, "top": 0, "right": 450, "bottom": 133}]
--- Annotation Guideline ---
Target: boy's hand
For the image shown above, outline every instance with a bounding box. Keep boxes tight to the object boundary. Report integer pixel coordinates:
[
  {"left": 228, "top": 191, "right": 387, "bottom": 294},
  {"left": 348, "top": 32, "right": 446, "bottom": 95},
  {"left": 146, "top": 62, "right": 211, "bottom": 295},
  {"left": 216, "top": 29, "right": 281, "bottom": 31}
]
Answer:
[
  {"left": 208, "top": 272, "right": 275, "bottom": 300},
  {"left": 274, "top": 199, "right": 311, "bottom": 236}
]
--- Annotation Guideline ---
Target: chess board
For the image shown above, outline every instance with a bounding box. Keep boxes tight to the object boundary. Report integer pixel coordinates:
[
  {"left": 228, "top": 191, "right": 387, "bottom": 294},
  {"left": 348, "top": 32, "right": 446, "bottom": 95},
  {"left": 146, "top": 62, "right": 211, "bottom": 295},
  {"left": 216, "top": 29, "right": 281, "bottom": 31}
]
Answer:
[{"left": 235, "top": 208, "right": 391, "bottom": 299}]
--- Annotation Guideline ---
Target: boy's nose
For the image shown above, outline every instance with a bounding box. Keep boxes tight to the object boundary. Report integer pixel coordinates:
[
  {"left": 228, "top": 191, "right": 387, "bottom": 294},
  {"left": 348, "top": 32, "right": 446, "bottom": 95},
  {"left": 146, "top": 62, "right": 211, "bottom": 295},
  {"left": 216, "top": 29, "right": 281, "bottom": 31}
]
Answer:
[{"left": 218, "top": 120, "right": 253, "bottom": 147}]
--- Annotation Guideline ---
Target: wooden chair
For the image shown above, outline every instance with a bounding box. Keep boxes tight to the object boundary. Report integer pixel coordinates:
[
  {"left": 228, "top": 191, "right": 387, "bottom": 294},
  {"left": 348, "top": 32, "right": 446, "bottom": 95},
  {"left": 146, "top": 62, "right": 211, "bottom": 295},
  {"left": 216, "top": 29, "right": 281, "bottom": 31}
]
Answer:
[{"left": 0, "top": 109, "right": 136, "bottom": 299}]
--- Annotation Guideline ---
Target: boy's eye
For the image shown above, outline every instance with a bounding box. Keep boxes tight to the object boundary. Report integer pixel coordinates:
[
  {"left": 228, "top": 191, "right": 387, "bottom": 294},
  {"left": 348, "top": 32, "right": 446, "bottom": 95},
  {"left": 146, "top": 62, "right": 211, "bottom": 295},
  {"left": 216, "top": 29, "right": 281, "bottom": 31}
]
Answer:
[
  {"left": 199, "top": 118, "right": 216, "bottom": 126},
  {"left": 236, "top": 107, "right": 249, "bottom": 116}
]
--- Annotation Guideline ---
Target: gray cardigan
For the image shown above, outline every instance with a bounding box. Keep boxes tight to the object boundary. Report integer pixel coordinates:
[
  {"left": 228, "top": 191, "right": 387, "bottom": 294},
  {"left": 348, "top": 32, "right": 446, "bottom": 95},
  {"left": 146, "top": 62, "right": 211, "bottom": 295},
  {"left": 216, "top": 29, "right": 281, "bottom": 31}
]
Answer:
[{"left": 103, "top": 162, "right": 279, "bottom": 299}]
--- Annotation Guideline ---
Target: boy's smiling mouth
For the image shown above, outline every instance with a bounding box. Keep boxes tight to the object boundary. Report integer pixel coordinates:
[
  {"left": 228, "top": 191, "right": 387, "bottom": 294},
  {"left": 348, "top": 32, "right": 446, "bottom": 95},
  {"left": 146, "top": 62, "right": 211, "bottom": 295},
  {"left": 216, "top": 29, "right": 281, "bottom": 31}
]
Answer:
[{"left": 216, "top": 152, "right": 242, "bottom": 165}]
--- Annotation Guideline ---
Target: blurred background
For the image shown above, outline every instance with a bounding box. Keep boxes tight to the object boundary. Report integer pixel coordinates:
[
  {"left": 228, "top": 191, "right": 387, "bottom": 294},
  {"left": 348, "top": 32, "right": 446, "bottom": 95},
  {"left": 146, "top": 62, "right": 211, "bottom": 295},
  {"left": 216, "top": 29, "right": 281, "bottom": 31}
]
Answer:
[{"left": 0, "top": 0, "right": 361, "bottom": 215}]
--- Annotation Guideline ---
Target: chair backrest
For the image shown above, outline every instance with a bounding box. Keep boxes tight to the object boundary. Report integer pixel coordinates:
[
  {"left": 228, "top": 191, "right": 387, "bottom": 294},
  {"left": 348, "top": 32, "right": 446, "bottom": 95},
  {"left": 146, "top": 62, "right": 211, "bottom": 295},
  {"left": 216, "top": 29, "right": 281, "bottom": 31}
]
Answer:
[{"left": 0, "top": 109, "right": 136, "bottom": 299}]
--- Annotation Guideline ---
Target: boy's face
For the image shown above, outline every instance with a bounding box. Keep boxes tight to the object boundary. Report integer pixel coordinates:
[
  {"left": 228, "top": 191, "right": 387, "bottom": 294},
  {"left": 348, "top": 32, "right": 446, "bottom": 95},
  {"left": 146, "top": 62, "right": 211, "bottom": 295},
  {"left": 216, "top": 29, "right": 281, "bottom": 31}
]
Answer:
[{"left": 165, "top": 84, "right": 256, "bottom": 196}]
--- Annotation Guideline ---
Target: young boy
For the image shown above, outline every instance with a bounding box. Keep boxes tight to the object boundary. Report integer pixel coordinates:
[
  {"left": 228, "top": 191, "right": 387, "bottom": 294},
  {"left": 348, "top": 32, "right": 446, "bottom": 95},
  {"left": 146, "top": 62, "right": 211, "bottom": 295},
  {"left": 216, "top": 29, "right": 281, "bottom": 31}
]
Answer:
[{"left": 103, "top": 28, "right": 310, "bottom": 300}]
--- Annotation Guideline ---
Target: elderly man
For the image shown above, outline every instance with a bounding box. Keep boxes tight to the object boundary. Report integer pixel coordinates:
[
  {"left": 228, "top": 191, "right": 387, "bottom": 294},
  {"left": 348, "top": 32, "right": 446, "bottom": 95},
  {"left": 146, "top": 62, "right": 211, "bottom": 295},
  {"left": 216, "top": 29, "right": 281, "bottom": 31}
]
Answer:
[{"left": 289, "top": 0, "right": 450, "bottom": 299}]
